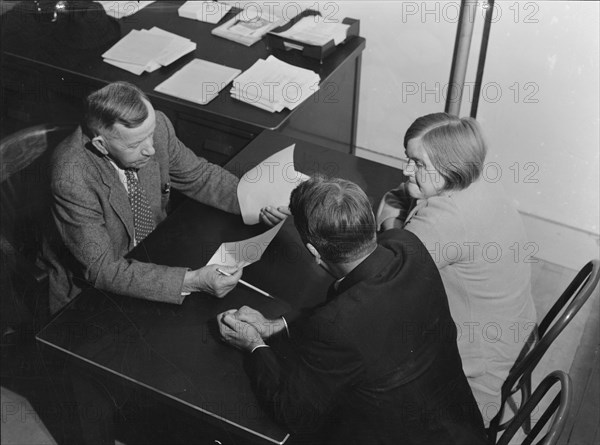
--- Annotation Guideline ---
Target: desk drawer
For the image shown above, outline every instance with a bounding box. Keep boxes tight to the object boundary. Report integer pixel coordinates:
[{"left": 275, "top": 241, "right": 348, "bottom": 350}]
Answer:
[{"left": 175, "top": 114, "right": 256, "bottom": 166}]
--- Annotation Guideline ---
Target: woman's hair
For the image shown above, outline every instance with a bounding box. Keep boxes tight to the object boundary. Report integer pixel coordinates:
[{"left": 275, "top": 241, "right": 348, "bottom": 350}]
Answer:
[
  {"left": 84, "top": 81, "right": 149, "bottom": 135},
  {"left": 404, "top": 112, "right": 488, "bottom": 191},
  {"left": 289, "top": 175, "right": 377, "bottom": 264}
]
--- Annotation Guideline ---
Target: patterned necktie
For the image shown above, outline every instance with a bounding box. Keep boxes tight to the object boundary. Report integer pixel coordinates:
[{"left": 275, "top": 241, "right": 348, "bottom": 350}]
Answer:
[{"left": 124, "top": 169, "right": 155, "bottom": 243}]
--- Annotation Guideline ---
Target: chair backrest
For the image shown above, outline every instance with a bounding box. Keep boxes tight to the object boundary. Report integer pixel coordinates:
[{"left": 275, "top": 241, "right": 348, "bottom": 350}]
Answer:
[
  {"left": 0, "top": 123, "right": 75, "bottom": 289},
  {"left": 495, "top": 370, "right": 572, "bottom": 445},
  {"left": 508, "top": 259, "right": 599, "bottom": 394},
  {"left": 488, "top": 259, "right": 600, "bottom": 441}
]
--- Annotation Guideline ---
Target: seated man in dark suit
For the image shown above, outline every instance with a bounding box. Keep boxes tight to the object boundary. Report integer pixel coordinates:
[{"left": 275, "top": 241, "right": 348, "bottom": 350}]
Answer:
[
  {"left": 43, "top": 81, "right": 248, "bottom": 314},
  {"left": 218, "top": 175, "right": 487, "bottom": 445}
]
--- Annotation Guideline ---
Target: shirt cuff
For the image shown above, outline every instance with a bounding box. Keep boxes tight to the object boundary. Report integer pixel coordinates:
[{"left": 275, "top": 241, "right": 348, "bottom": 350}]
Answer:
[
  {"left": 281, "top": 316, "right": 290, "bottom": 338},
  {"left": 251, "top": 344, "right": 270, "bottom": 354}
]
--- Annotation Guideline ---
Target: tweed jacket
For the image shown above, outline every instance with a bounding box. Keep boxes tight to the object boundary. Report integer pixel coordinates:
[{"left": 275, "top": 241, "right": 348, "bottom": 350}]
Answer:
[{"left": 43, "top": 111, "right": 240, "bottom": 314}]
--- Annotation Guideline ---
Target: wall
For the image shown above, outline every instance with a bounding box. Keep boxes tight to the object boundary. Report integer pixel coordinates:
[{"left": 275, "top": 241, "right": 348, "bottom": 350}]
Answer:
[{"left": 329, "top": 1, "right": 599, "bottom": 268}]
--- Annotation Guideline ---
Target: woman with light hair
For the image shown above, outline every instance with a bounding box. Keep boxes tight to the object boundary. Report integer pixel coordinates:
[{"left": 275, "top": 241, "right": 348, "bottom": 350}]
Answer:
[{"left": 378, "top": 112, "right": 537, "bottom": 425}]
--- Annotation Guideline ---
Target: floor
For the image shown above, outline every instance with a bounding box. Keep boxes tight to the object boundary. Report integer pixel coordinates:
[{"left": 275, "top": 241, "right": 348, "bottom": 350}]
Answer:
[{"left": 1, "top": 259, "right": 598, "bottom": 445}]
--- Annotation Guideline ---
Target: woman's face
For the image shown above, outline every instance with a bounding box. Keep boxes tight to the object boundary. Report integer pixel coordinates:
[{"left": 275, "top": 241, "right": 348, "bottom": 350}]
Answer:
[{"left": 404, "top": 137, "right": 446, "bottom": 199}]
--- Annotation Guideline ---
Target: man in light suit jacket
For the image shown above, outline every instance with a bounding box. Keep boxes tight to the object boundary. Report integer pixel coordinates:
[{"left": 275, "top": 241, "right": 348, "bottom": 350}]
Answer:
[
  {"left": 218, "top": 176, "right": 487, "bottom": 445},
  {"left": 43, "top": 81, "right": 246, "bottom": 314}
]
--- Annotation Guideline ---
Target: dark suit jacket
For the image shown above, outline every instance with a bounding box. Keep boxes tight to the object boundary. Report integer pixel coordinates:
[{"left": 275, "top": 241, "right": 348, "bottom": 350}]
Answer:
[
  {"left": 43, "top": 111, "right": 240, "bottom": 314},
  {"left": 248, "top": 229, "right": 487, "bottom": 445}
]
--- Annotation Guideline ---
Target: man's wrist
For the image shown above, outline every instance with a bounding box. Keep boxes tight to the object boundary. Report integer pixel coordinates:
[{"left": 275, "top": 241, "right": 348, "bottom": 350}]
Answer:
[
  {"left": 246, "top": 337, "right": 266, "bottom": 352},
  {"left": 182, "top": 270, "right": 196, "bottom": 293},
  {"left": 183, "top": 268, "right": 210, "bottom": 294}
]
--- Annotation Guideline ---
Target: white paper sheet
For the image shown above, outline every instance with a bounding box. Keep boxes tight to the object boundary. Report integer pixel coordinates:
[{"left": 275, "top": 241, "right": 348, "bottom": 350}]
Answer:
[
  {"left": 96, "top": 1, "right": 155, "bottom": 19},
  {"left": 102, "top": 27, "right": 195, "bottom": 75},
  {"left": 271, "top": 15, "right": 350, "bottom": 46},
  {"left": 237, "top": 144, "right": 309, "bottom": 225},
  {"left": 230, "top": 56, "right": 320, "bottom": 112},
  {"left": 178, "top": 1, "right": 232, "bottom": 24},
  {"left": 102, "top": 30, "right": 172, "bottom": 66},
  {"left": 206, "top": 221, "right": 285, "bottom": 268},
  {"left": 154, "top": 59, "right": 241, "bottom": 105}
]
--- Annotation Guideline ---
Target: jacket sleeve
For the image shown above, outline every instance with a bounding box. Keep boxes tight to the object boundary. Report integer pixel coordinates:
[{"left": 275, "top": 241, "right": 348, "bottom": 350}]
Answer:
[
  {"left": 155, "top": 111, "right": 241, "bottom": 215},
  {"left": 376, "top": 182, "right": 416, "bottom": 228},
  {"left": 247, "top": 315, "right": 363, "bottom": 433},
  {"left": 51, "top": 170, "right": 188, "bottom": 304}
]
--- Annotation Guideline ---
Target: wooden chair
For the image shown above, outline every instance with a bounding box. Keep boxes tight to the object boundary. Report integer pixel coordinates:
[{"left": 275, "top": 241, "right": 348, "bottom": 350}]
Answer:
[
  {"left": 0, "top": 123, "right": 75, "bottom": 332},
  {"left": 494, "top": 370, "right": 572, "bottom": 445},
  {"left": 488, "top": 259, "right": 600, "bottom": 443}
]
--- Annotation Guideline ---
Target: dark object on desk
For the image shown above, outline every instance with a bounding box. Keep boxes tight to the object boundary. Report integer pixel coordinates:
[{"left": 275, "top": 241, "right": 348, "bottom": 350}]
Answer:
[
  {"left": 0, "top": 123, "right": 76, "bottom": 332},
  {"left": 52, "top": 1, "right": 120, "bottom": 50},
  {"left": 1, "top": 0, "right": 120, "bottom": 72},
  {"left": 267, "top": 11, "right": 360, "bottom": 61},
  {"left": 487, "top": 259, "right": 600, "bottom": 443}
]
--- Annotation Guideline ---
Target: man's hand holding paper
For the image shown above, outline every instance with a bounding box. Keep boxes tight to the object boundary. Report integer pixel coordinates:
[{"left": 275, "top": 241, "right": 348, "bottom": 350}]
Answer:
[
  {"left": 237, "top": 144, "right": 308, "bottom": 225},
  {"left": 259, "top": 206, "right": 291, "bottom": 227}
]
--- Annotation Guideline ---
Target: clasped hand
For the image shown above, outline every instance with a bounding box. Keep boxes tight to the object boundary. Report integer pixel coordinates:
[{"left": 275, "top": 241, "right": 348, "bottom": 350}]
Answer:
[{"left": 217, "top": 306, "right": 284, "bottom": 352}]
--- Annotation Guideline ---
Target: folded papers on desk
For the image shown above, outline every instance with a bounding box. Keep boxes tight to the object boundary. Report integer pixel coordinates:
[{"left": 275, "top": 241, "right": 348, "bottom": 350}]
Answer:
[
  {"left": 270, "top": 15, "right": 350, "bottom": 46},
  {"left": 95, "top": 1, "right": 155, "bottom": 19},
  {"left": 211, "top": 8, "right": 286, "bottom": 46},
  {"left": 154, "top": 59, "right": 241, "bottom": 105},
  {"left": 177, "top": 1, "right": 232, "bottom": 24},
  {"left": 231, "top": 56, "right": 320, "bottom": 113},
  {"left": 102, "top": 27, "right": 196, "bottom": 75}
]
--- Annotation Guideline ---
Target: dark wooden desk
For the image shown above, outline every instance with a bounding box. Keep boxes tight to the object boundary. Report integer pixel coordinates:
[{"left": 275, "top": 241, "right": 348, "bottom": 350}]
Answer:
[
  {"left": 36, "top": 131, "right": 401, "bottom": 444},
  {"left": 1, "top": 1, "right": 365, "bottom": 162}
]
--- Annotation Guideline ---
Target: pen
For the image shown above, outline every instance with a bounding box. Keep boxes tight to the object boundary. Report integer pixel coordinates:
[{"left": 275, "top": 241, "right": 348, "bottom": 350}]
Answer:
[{"left": 216, "top": 268, "right": 275, "bottom": 299}]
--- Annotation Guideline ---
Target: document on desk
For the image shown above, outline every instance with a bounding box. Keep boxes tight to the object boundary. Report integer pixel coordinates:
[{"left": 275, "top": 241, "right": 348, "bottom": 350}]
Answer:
[
  {"left": 211, "top": 8, "right": 286, "bottom": 46},
  {"left": 206, "top": 221, "right": 285, "bottom": 268},
  {"left": 231, "top": 56, "right": 320, "bottom": 112},
  {"left": 96, "top": 1, "right": 155, "bottom": 19},
  {"left": 154, "top": 59, "right": 241, "bottom": 105},
  {"left": 237, "top": 144, "right": 309, "bottom": 225},
  {"left": 270, "top": 15, "right": 350, "bottom": 46},
  {"left": 102, "top": 27, "right": 196, "bottom": 75},
  {"left": 178, "top": 1, "right": 232, "bottom": 24}
]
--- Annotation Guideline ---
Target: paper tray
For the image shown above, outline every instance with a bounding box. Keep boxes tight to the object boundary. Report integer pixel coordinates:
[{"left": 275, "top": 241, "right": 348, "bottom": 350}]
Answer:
[{"left": 266, "top": 11, "right": 359, "bottom": 61}]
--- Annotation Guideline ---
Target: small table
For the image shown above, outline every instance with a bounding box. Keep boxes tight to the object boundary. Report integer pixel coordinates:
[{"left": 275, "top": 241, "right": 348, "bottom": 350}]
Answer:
[{"left": 36, "top": 131, "right": 402, "bottom": 444}]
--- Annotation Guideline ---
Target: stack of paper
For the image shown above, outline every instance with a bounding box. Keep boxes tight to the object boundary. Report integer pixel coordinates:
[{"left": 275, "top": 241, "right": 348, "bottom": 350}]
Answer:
[
  {"left": 178, "top": 1, "right": 232, "bottom": 24},
  {"left": 96, "top": 1, "right": 155, "bottom": 19},
  {"left": 155, "top": 59, "right": 241, "bottom": 105},
  {"left": 270, "top": 15, "right": 350, "bottom": 46},
  {"left": 231, "top": 56, "right": 320, "bottom": 112},
  {"left": 211, "top": 8, "right": 286, "bottom": 46},
  {"left": 102, "top": 27, "right": 196, "bottom": 75}
]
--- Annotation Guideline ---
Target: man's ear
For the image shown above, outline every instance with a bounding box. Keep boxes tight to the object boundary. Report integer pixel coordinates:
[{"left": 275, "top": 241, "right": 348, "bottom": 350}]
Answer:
[
  {"left": 91, "top": 135, "right": 108, "bottom": 155},
  {"left": 306, "top": 243, "right": 321, "bottom": 264}
]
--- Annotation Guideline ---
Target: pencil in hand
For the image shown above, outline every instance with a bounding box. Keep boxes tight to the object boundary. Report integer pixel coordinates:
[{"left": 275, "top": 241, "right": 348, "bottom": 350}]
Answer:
[{"left": 216, "top": 268, "right": 275, "bottom": 299}]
